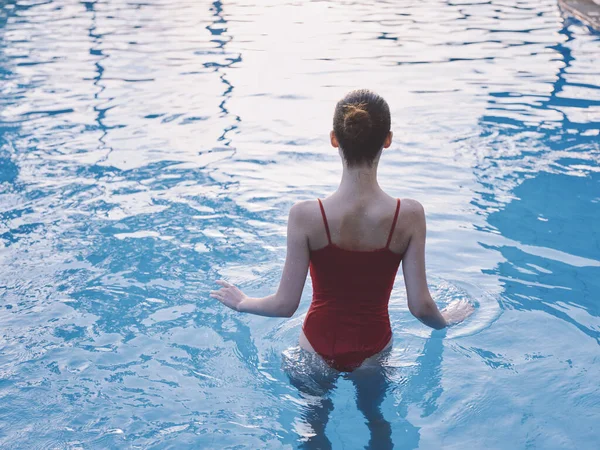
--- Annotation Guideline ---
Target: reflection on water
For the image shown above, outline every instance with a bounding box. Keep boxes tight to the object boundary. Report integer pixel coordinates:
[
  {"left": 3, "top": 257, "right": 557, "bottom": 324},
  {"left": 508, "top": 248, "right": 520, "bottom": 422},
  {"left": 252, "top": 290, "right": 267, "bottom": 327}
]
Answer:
[
  {"left": 473, "top": 15, "right": 599, "bottom": 344},
  {"left": 1, "top": 0, "right": 599, "bottom": 448},
  {"left": 485, "top": 172, "right": 600, "bottom": 341}
]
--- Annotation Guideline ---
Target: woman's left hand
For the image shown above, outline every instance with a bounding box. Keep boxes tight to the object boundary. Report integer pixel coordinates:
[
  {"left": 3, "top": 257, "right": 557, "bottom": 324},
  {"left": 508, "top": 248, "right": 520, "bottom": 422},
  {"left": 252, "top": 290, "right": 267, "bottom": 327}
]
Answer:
[{"left": 210, "top": 280, "right": 248, "bottom": 312}]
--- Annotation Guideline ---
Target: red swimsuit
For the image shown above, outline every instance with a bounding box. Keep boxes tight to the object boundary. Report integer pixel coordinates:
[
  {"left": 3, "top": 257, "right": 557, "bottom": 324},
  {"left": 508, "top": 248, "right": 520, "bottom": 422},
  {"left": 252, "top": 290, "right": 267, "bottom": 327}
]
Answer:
[{"left": 302, "top": 198, "right": 402, "bottom": 372}]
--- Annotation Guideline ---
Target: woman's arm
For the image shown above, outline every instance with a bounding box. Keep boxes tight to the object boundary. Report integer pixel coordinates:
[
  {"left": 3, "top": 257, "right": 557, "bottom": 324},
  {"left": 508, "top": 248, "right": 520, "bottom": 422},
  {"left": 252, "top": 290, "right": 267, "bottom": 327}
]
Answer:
[
  {"left": 401, "top": 200, "right": 473, "bottom": 328},
  {"left": 402, "top": 200, "right": 446, "bottom": 330},
  {"left": 210, "top": 202, "right": 310, "bottom": 317},
  {"left": 401, "top": 200, "right": 447, "bottom": 329}
]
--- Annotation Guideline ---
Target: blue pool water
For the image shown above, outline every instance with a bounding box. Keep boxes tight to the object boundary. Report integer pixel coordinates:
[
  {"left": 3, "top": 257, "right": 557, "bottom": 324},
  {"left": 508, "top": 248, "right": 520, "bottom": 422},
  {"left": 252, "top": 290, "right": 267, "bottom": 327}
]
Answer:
[{"left": 1, "top": 0, "right": 599, "bottom": 448}]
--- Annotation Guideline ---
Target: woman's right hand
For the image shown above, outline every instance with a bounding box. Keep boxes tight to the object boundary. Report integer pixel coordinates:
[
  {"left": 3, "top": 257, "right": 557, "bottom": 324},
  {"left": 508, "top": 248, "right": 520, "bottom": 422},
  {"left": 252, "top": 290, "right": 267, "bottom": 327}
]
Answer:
[{"left": 441, "top": 299, "right": 474, "bottom": 326}]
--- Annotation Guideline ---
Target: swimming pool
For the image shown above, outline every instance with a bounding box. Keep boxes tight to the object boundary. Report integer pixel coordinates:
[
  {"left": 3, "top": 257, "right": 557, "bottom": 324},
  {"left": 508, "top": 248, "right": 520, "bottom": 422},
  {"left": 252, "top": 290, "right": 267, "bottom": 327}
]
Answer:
[{"left": 1, "top": 0, "right": 599, "bottom": 448}]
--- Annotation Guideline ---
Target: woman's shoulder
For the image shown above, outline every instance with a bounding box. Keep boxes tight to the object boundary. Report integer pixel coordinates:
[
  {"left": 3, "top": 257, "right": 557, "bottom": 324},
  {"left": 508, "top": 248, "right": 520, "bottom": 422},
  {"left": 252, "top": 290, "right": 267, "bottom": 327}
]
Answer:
[
  {"left": 398, "top": 198, "right": 425, "bottom": 216},
  {"left": 393, "top": 198, "right": 427, "bottom": 234},
  {"left": 395, "top": 198, "right": 427, "bottom": 240},
  {"left": 288, "top": 199, "right": 322, "bottom": 226},
  {"left": 289, "top": 199, "right": 319, "bottom": 215},
  {"left": 289, "top": 197, "right": 427, "bottom": 227},
  {"left": 286, "top": 200, "right": 325, "bottom": 244}
]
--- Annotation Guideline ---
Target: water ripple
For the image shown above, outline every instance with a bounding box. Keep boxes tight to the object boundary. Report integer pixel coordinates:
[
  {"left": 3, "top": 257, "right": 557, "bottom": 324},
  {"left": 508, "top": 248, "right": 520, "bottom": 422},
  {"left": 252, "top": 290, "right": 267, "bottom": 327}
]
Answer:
[{"left": 1, "top": 0, "right": 599, "bottom": 447}]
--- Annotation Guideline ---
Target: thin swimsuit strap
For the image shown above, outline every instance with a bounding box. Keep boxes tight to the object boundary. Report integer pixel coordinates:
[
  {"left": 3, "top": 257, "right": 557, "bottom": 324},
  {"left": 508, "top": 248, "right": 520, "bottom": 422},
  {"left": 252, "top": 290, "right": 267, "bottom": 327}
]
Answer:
[
  {"left": 317, "top": 198, "right": 332, "bottom": 244},
  {"left": 385, "top": 198, "right": 401, "bottom": 249},
  {"left": 317, "top": 198, "right": 401, "bottom": 248}
]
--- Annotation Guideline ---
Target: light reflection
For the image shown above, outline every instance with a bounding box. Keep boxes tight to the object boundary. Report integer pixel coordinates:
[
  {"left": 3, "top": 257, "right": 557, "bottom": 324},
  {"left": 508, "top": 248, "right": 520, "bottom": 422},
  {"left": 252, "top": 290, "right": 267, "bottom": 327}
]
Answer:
[{"left": 0, "top": 0, "right": 599, "bottom": 447}]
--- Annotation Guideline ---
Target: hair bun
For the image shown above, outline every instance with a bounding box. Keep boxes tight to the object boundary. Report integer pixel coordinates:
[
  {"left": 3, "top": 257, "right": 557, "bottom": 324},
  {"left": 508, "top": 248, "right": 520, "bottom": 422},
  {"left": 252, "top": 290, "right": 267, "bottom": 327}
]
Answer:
[{"left": 343, "top": 103, "right": 372, "bottom": 140}]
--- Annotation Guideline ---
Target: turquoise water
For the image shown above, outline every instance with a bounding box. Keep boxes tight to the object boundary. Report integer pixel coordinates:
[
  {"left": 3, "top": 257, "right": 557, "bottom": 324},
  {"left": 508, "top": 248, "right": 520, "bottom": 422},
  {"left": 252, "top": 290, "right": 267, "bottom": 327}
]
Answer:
[{"left": 1, "top": 0, "right": 599, "bottom": 448}]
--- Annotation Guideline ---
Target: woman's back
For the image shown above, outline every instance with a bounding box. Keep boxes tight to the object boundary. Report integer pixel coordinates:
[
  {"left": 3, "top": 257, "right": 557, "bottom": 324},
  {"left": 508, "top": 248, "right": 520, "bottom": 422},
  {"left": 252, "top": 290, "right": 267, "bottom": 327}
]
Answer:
[
  {"left": 302, "top": 194, "right": 407, "bottom": 372},
  {"left": 306, "top": 193, "right": 414, "bottom": 255}
]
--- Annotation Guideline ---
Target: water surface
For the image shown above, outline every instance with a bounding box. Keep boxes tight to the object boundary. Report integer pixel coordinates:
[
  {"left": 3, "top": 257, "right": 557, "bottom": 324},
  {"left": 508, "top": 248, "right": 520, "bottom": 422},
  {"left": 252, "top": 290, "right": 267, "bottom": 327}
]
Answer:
[{"left": 1, "top": 0, "right": 599, "bottom": 448}]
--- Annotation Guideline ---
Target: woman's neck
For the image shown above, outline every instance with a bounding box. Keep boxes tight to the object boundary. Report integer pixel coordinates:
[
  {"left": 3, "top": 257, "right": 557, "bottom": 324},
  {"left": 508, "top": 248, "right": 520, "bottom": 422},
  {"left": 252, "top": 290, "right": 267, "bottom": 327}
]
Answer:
[{"left": 337, "top": 161, "right": 383, "bottom": 198}]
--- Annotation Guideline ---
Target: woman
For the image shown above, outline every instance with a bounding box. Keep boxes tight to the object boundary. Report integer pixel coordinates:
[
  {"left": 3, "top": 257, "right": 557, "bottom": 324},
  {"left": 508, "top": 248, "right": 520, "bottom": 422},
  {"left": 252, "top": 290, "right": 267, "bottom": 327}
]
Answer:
[{"left": 210, "top": 89, "right": 474, "bottom": 373}]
